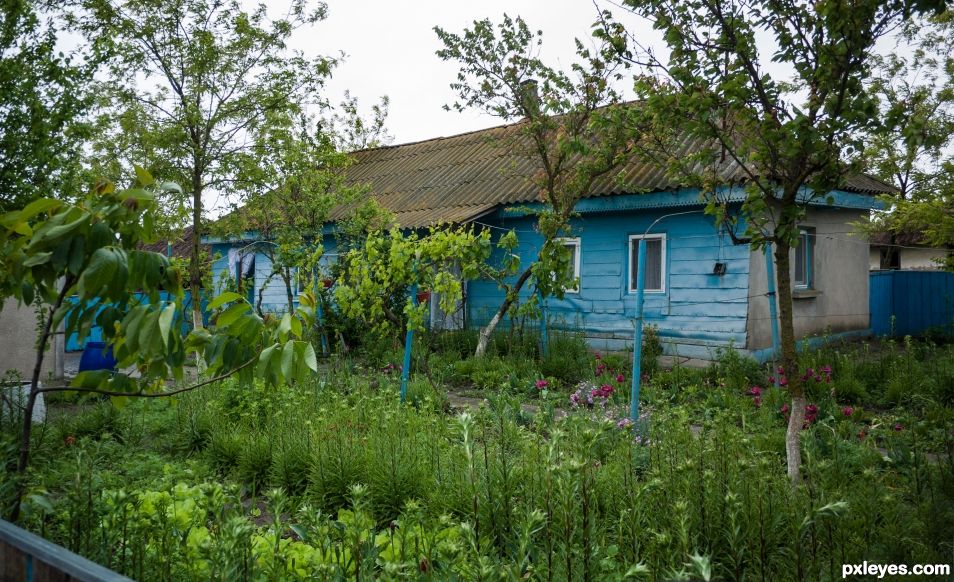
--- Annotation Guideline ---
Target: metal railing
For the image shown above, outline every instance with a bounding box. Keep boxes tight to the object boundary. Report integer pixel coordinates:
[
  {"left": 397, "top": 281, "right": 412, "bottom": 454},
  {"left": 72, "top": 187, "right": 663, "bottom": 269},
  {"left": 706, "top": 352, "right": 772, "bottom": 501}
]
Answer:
[{"left": 0, "top": 519, "right": 132, "bottom": 582}]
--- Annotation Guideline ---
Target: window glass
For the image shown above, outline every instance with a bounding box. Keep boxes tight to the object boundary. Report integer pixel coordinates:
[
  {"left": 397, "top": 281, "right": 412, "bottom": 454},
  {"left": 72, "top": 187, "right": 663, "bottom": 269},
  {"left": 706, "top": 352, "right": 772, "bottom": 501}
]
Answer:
[
  {"left": 557, "top": 238, "right": 581, "bottom": 292},
  {"left": 794, "top": 229, "right": 813, "bottom": 288},
  {"left": 629, "top": 235, "right": 665, "bottom": 292}
]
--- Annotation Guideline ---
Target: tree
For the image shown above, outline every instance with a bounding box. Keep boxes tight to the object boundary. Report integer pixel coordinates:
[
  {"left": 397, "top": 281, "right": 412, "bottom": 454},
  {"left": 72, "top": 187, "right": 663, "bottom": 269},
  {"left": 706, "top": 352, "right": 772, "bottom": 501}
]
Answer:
[
  {"left": 598, "top": 0, "right": 947, "bottom": 484},
  {"left": 334, "top": 226, "right": 492, "bottom": 338},
  {"left": 0, "top": 171, "right": 321, "bottom": 521},
  {"left": 74, "top": 0, "right": 336, "bottom": 332},
  {"left": 0, "top": 2, "right": 95, "bottom": 211},
  {"left": 435, "top": 15, "right": 644, "bottom": 357},
  {"left": 865, "top": 12, "right": 954, "bottom": 269},
  {"left": 217, "top": 111, "right": 359, "bottom": 314}
]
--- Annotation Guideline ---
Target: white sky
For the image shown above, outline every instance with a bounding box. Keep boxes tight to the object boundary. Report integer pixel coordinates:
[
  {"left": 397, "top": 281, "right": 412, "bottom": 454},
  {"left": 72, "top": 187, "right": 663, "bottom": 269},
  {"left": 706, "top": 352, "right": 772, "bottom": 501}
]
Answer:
[{"left": 282, "top": 0, "right": 658, "bottom": 145}]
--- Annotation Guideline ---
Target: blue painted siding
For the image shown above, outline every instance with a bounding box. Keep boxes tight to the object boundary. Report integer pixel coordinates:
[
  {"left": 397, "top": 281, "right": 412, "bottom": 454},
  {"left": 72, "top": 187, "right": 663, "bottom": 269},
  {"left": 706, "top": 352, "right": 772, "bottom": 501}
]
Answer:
[
  {"left": 209, "top": 239, "right": 338, "bottom": 313},
  {"left": 467, "top": 207, "right": 752, "bottom": 357}
]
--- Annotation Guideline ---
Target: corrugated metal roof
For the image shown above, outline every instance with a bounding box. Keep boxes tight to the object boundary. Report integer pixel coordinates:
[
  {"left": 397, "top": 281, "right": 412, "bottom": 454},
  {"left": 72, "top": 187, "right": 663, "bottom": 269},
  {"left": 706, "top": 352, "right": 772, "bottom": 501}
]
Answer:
[{"left": 333, "top": 118, "right": 895, "bottom": 228}]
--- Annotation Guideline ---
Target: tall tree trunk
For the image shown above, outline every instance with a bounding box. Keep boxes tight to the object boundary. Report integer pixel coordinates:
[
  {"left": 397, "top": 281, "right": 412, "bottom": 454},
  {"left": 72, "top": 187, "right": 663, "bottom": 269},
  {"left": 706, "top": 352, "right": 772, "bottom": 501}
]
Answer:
[
  {"left": 282, "top": 267, "right": 295, "bottom": 314},
  {"left": 11, "top": 279, "right": 72, "bottom": 522},
  {"left": 190, "top": 173, "right": 204, "bottom": 333},
  {"left": 773, "top": 237, "right": 805, "bottom": 486},
  {"left": 475, "top": 267, "right": 534, "bottom": 357}
]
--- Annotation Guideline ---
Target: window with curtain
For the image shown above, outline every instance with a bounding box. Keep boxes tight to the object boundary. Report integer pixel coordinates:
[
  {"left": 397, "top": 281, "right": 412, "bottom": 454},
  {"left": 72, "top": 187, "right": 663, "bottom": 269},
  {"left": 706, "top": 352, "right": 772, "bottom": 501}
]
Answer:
[
  {"left": 628, "top": 234, "right": 666, "bottom": 292},
  {"left": 793, "top": 228, "right": 814, "bottom": 288}
]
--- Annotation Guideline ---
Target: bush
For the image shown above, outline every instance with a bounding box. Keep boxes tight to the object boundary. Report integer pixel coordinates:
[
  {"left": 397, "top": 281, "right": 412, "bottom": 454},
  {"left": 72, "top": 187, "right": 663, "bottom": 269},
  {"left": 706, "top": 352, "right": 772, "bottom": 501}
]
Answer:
[{"left": 540, "top": 331, "right": 591, "bottom": 386}]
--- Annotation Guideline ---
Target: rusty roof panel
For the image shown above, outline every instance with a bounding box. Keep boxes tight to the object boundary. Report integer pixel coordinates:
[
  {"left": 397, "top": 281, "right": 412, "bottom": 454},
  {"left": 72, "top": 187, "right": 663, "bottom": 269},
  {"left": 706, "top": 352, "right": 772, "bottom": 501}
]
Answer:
[{"left": 335, "top": 117, "right": 895, "bottom": 228}]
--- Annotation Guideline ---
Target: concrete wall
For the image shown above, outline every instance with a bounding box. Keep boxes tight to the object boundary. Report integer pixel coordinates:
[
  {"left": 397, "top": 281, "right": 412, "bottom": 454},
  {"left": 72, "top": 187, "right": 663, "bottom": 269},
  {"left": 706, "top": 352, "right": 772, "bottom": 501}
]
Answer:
[
  {"left": 747, "top": 207, "right": 871, "bottom": 350},
  {"left": 0, "top": 297, "right": 57, "bottom": 381},
  {"left": 869, "top": 247, "right": 945, "bottom": 271}
]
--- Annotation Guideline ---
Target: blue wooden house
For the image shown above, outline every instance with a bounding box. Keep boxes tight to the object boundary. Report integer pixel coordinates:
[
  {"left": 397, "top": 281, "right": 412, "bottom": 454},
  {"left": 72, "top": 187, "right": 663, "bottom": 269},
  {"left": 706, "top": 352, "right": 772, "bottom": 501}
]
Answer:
[{"left": 206, "top": 120, "right": 892, "bottom": 361}]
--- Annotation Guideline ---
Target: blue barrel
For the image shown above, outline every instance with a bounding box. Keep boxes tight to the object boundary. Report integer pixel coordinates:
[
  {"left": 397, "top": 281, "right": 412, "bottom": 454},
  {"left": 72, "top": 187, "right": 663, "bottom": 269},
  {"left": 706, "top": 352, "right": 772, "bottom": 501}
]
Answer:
[{"left": 78, "top": 342, "right": 117, "bottom": 372}]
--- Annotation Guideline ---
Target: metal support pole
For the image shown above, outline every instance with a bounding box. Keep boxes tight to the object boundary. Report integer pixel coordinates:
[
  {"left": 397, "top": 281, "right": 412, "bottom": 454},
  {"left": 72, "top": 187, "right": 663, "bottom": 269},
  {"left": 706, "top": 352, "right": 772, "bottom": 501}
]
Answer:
[
  {"left": 763, "top": 244, "right": 782, "bottom": 389},
  {"left": 315, "top": 294, "right": 330, "bottom": 357},
  {"left": 538, "top": 288, "right": 549, "bottom": 357},
  {"left": 630, "top": 238, "right": 647, "bottom": 423},
  {"left": 400, "top": 284, "right": 418, "bottom": 404}
]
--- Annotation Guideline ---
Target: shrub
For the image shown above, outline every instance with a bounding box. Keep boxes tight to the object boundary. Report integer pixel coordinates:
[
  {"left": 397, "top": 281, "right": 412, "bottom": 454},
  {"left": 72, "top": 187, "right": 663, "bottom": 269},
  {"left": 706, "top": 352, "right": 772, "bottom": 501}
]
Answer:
[
  {"left": 236, "top": 434, "right": 272, "bottom": 495},
  {"left": 540, "top": 331, "right": 590, "bottom": 385}
]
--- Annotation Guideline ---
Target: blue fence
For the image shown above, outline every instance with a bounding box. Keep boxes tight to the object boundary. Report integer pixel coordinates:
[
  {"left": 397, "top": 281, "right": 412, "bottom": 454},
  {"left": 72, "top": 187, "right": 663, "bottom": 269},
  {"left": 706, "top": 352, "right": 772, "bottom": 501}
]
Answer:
[
  {"left": 870, "top": 270, "right": 954, "bottom": 337},
  {"left": 65, "top": 291, "right": 209, "bottom": 352}
]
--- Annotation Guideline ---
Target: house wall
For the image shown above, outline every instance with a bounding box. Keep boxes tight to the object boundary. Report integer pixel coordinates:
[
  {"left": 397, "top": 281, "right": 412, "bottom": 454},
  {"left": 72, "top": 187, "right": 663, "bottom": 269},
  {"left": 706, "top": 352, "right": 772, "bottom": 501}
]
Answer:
[
  {"left": 869, "top": 247, "right": 944, "bottom": 271},
  {"left": 747, "top": 206, "right": 871, "bottom": 350},
  {"left": 0, "top": 297, "right": 57, "bottom": 381},
  {"left": 468, "top": 207, "right": 752, "bottom": 360},
  {"left": 209, "top": 239, "right": 339, "bottom": 313}
]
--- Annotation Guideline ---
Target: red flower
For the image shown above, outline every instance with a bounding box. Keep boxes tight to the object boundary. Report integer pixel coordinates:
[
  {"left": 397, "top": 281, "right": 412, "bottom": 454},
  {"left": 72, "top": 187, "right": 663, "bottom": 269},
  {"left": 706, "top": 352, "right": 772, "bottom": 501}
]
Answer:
[
  {"left": 748, "top": 386, "right": 762, "bottom": 396},
  {"left": 857, "top": 429, "right": 866, "bottom": 440},
  {"left": 594, "top": 352, "right": 602, "bottom": 361},
  {"left": 753, "top": 396, "right": 762, "bottom": 408},
  {"left": 64, "top": 435, "right": 76, "bottom": 447},
  {"left": 535, "top": 379, "right": 548, "bottom": 390},
  {"left": 780, "top": 403, "right": 790, "bottom": 415},
  {"left": 615, "top": 374, "right": 625, "bottom": 383},
  {"left": 842, "top": 406, "right": 854, "bottom": 417},
  {"left": 894, "top": 423, "right": 903, "bottom": 432}
]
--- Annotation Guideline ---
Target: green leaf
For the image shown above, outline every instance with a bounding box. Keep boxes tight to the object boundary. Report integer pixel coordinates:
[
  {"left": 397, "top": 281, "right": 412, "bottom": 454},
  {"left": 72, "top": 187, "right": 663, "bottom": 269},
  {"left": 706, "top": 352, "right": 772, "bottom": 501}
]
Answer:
[
  {"left": 20, "top": 281, "right": 34, "bottom": 306},
  {"left": 158, "top": 181, "right": 183, "bottom": 194},
  {"left": 278, "top": 313, "right": 292, "bottom": 338},
  {"left": 110, "top": 395, "right": 129, "bottom": 410},
  {"left": 22, "top": 252, "right": 52, "bottom": 267},
  {"left": 280, "top": 339, "right": 295, "bottom": 381},
  {"left": 208, "top": 291, "right": 244, "bottom": 310},
  {"left": 134, "top": 165, "right": 155, "bottom": 187},
  {"left": 290, "top": 314, "right": 302, "bottom": 339},
  {"left": 302, "top": 341, "right": 318, "bottom": 372},
  {"left": 215, "top": 302, "right": 250, "bottom": 328},
  {"left": 158, "top": 303, "right": 176, "bottom": 347},
  {"left": 18, "top": 198, "right": 60, "bottom": 221},
  {"left": 257, "top": 343, "right": 278, "bottom": 377}
]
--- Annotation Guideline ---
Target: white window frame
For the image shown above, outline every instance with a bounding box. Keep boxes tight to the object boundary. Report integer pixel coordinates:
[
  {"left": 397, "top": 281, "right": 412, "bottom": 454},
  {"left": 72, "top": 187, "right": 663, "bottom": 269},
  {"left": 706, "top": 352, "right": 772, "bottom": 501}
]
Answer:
[
  {"left": 793, "top": 228, "right": 813, "bottom": 289},
  {"left": 628, "top": 233, "right": 667, "bottom": 294},
  {"left": 556, "top": 237, "right": 581, "bottom": 293}
]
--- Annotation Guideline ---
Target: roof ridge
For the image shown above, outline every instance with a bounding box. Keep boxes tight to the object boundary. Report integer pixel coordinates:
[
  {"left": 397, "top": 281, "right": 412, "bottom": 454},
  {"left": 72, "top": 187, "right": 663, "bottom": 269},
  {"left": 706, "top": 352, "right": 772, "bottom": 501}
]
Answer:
[{"left": 349, "top": 118, "right": 525, "bottom": 154}]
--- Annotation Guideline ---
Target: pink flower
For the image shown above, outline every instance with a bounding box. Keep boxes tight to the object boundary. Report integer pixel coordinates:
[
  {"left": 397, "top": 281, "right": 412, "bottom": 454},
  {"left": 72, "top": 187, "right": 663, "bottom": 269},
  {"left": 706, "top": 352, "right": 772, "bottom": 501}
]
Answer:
[
  {"left": 748, "top": 386, "right": 762, "bottom": 396},
  {"left": 894, "top": 423, "right": 903, "bottom": 432},
  {"left": 535, "top": 379, "right": 548, "bottom": 390},
  {"left": 780, "top": 403, "right": 790, "bottom": 415},
  {"left": 778, "top": 376, "right": 788, "bottom": 387},
  {"left": 594, "top": 352, "right": 602, "bottom": 360},
  {"left": 616, "top": 374, "right": 625, "bottom": 383},
  {"left": 616, "top": 417, "right": 633, "bottom": 429},
  {"left": 842, "top": 406, "right": 854, "bottom": 417}
]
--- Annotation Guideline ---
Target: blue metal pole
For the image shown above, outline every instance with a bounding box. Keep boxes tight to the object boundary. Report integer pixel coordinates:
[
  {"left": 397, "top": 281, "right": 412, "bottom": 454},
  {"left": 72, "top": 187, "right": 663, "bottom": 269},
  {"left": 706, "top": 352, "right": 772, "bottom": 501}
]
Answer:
[
  {"left": 315, "top": 294, "right": 330, "bottom": 356},
  {"left": 400, "top": 284, "right": 418, "bottom": 404},
  {"left": 763, "top": 244, "right": 782, "bottom": 389},
  {"left": 630, "top": 238, "right": 647, "bottom": 423},
  {"left": 538, "top": 288, "right": 549, "bottom": 357}
]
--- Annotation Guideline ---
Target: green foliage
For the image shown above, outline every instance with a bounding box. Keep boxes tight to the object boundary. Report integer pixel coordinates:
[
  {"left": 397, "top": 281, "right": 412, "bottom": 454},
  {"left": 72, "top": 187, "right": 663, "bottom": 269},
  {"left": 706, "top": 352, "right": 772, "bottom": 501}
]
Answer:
[
  {"left": 435, "top": 15, "right": 649, "bottom": 354},
  {"left": 12, "top": 369, "right": 954, "bottom": 580},
  {"left": 540, "top": 330, "right": 591, "bottom": 385},
  {"left": 335, "top": 226, "right": 492, "bottom": 335},
  {"left": 0, "top": 3, "right": 95, "bottom": 211}
]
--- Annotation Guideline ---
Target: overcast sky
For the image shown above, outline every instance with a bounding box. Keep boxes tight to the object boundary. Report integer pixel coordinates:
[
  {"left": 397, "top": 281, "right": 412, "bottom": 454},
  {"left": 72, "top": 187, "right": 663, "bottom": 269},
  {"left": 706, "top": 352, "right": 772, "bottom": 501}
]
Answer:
[{"left": 280, "top": 0, "right": 657, "bottom": 145}]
